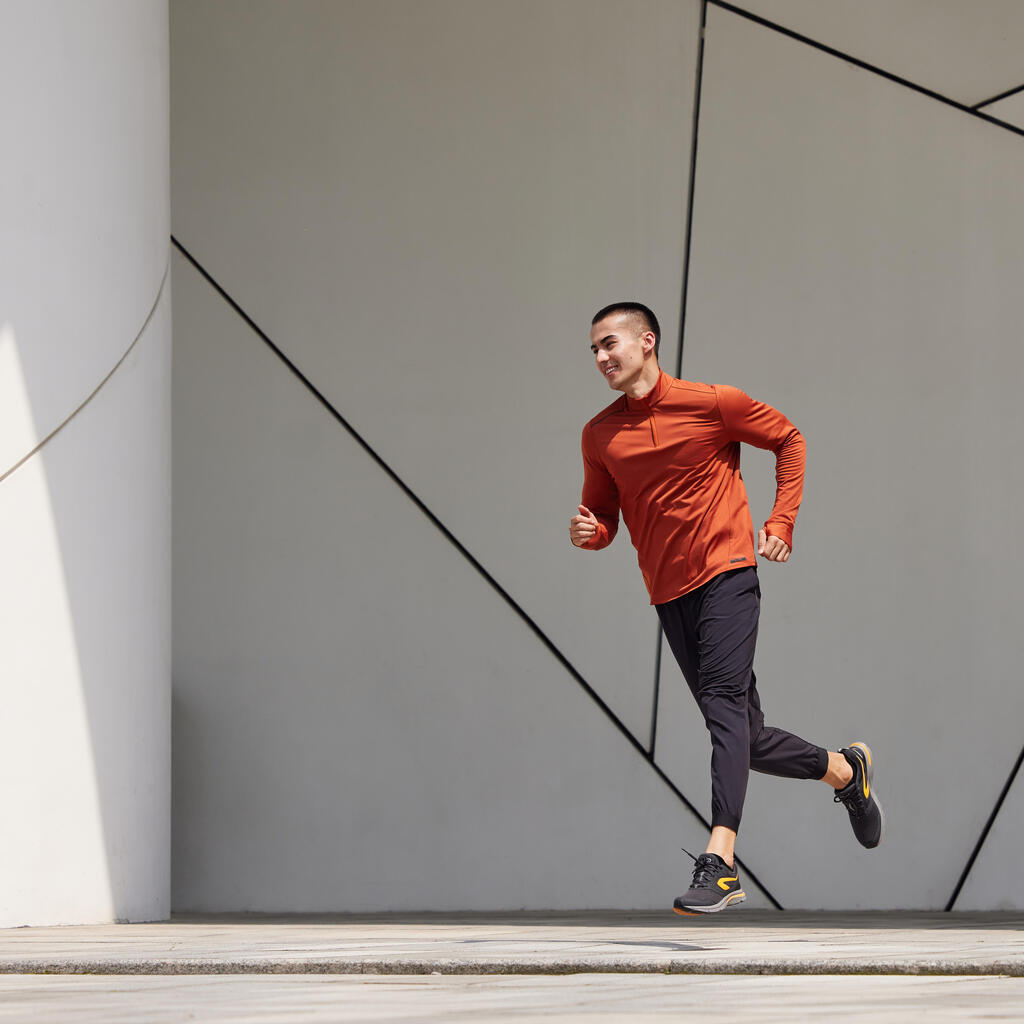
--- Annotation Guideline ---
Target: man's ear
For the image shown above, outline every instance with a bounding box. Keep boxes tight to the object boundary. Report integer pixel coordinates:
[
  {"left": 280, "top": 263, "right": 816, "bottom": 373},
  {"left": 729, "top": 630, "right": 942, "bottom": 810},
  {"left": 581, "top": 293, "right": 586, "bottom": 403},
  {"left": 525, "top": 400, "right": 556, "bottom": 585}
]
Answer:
[{"left": 642, "top": 331, "right": 657, "bottom": 355}]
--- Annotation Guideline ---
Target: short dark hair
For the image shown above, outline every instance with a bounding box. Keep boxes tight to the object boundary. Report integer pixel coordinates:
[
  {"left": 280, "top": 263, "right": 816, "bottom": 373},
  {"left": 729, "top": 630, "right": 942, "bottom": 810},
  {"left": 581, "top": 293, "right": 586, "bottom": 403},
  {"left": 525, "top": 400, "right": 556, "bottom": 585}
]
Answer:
[{"left": 591, "top": 302, "right": 661, "bottom": 358}]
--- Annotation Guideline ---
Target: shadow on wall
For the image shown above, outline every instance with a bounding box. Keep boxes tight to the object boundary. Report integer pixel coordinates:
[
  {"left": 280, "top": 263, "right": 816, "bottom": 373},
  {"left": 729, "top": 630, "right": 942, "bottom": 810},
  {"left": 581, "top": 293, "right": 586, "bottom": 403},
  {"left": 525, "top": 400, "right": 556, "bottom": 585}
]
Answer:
[
  {"left": 1, "top": 324, "right": 112, "bottom": 923},
  {"left": 0, "top": 0, "right": 172, "bottom": 928},
  {"left": 0, "top": 292, "right": 171, "bottom": 927}
]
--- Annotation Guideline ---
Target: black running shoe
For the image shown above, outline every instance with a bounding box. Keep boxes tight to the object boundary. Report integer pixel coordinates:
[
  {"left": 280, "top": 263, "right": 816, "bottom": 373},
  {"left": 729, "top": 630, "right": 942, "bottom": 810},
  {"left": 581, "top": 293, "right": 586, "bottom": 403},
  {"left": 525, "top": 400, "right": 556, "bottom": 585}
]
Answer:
[
  {"left": 834, "top": 741, "right": 883, "bottom": 849},
  {"left": 673, "top": 851, "right": 746, "bottom": 915}
]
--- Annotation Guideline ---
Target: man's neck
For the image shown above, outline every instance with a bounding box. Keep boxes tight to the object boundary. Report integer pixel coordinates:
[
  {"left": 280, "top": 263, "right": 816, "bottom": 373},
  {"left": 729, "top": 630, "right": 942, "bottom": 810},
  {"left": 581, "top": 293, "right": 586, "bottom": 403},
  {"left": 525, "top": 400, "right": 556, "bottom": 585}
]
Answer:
[{"left": 621, "top": 361, "right": 662, "bottom": 400}]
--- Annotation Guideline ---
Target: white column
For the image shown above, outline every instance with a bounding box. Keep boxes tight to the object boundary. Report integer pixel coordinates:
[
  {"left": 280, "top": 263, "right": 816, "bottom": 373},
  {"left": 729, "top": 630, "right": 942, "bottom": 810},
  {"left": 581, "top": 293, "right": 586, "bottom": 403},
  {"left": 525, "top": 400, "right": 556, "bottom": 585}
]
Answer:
[{"left": 0, "top": 0, "right": 170, "bottom": 927}]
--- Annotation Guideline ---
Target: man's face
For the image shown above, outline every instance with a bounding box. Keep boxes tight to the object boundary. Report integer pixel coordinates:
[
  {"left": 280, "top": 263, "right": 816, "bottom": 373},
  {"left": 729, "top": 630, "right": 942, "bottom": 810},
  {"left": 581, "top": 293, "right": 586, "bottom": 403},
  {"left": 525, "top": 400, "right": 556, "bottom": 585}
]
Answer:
[{"left": 589, "top": 313, "right": 655, "bottom": 392}]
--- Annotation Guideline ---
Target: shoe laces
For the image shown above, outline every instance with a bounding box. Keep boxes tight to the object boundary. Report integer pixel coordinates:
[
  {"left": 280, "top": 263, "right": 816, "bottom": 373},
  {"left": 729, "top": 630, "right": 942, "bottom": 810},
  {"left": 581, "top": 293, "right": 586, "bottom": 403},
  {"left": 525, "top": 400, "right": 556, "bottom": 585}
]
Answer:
[
  {"left": 834, "top": 784, "right": 865, "bottom": 817},
  {"left": 681, "top": 847, "right": 722, "bottom": 888}
]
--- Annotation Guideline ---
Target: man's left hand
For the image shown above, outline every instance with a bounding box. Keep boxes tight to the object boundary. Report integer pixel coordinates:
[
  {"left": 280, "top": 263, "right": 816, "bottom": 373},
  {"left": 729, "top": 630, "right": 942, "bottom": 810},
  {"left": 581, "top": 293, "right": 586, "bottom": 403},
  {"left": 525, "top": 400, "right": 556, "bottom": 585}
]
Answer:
[{"left": 758, "top": 529, "right": 790, "bottom": 563}]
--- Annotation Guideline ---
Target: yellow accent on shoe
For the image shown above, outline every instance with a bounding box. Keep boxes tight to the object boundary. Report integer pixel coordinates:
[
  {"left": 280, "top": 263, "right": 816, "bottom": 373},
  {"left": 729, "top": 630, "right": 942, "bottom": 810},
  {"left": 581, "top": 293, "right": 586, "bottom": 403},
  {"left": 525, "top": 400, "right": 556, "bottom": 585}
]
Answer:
[
  {"left": 717, "top": 876, "right": 738, "bottom": 891},
  {"left": 851, "top": 742, "right": 872, "bottom": 798}
]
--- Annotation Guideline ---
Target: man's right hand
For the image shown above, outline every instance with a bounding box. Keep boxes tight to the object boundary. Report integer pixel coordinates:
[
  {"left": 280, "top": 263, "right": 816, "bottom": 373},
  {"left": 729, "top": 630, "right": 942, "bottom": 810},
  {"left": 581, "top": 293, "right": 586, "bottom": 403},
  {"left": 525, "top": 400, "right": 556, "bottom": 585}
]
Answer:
[{"left": 569, "top": 504, "right": 599, "bottom": 547}]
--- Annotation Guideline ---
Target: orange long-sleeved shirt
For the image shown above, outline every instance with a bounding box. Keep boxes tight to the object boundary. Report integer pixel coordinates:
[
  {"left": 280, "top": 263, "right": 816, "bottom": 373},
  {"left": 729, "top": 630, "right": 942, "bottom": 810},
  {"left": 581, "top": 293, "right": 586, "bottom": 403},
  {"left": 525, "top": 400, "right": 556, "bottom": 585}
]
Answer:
[{"left": 579, "top": 371, "right": 805, "bottom": 605}]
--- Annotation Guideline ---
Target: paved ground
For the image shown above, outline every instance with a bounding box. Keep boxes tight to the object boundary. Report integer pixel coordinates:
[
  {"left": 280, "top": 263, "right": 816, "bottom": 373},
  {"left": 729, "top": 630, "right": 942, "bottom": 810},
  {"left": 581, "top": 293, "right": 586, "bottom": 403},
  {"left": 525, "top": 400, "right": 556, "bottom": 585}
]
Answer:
[
  {"left": 0, "top": 912, "right": 1021, "bottom": 1021},
  {"left": 2, "top": 974, "right": 1024, "bottom": 1023},
  {"left": 2, "top": 911, "right": 1021, "bottom": 976}
]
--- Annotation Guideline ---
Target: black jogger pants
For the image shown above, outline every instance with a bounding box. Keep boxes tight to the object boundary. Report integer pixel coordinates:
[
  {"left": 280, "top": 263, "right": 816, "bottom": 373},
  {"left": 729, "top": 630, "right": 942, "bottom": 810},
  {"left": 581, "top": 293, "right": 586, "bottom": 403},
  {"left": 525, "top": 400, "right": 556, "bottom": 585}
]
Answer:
[{"left": 656, "top": 566, "right": 828, "bottom": 833}]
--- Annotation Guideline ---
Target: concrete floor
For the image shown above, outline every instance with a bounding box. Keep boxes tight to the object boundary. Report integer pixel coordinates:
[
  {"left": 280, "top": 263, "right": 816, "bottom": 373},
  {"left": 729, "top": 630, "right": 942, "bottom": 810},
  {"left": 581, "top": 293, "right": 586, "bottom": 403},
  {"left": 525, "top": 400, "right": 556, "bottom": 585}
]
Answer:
[
  {"left": 2, "top": 974, "right": 1024, "bottom": 1023},
  {"left": 2, "top": 911, "right": 1021, "bottom": 976},
  {"left": 1, "top": 912, "right": 1022, "bottom": 1022}
]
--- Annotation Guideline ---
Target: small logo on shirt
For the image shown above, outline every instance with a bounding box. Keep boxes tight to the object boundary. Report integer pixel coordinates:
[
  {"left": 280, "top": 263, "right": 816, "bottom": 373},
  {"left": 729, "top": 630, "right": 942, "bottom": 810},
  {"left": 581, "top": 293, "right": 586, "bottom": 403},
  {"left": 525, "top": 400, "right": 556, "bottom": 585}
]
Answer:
[{"left": 730, "top": 556, "right": 747, "bottom": 564}]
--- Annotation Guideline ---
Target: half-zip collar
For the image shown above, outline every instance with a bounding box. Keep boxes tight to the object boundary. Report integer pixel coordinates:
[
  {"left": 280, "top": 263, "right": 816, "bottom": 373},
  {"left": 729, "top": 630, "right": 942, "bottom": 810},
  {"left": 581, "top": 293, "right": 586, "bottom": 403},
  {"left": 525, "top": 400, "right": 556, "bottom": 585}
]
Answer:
[{"left": 625, "top": 369, "right": 672, "bottom": 413}]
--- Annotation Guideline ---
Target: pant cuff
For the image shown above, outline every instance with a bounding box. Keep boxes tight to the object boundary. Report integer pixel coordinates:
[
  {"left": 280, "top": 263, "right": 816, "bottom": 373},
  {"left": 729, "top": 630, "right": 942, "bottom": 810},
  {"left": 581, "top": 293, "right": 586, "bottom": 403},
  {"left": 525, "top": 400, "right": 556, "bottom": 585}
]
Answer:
[
  {"left": 711, "top": 812, "right": 741, "bottom": 833},
  {"left": 813, "top": 746, "right": 829, "bottom": 780}
]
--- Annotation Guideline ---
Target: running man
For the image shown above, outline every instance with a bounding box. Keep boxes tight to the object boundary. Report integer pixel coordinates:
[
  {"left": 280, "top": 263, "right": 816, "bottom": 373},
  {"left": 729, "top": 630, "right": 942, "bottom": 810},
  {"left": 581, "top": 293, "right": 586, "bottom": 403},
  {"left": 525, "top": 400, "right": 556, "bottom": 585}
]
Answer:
[{"left": 570, "top": 302, "right": 882, "bottom": 915}]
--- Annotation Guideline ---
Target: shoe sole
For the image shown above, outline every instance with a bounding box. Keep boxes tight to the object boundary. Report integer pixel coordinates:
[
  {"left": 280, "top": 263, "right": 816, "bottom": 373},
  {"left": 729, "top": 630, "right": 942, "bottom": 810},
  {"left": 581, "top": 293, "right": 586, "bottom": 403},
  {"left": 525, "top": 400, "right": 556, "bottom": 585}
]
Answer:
[
  {"left": 673, "top": 890, "right": 746, "bottom": 915},
  {"left": 849, "top": 741, "right": 884, "bottom": 848}
]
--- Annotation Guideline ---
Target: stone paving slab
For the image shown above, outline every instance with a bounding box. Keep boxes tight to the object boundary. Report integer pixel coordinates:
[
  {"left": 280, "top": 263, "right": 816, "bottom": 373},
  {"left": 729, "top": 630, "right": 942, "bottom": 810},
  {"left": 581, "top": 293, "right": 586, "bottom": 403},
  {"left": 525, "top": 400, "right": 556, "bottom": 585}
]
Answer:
[
  {"left": 3, "top": 974, "right": 1024, "bottom": 1023},
  {"left": 0, "top": 912, "right": 1022, "bottom": 977}
]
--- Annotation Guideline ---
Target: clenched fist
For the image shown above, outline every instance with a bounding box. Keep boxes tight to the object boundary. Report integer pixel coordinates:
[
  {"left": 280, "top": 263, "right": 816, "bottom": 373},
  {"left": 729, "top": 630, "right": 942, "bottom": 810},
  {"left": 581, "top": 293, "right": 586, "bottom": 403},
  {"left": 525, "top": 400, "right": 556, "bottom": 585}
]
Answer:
[
  {"left": 569, "top": 504, "right": 599, "bottom": 547},
  {"left": 757, "top": 528, "right": 791, "bottom": 563}
]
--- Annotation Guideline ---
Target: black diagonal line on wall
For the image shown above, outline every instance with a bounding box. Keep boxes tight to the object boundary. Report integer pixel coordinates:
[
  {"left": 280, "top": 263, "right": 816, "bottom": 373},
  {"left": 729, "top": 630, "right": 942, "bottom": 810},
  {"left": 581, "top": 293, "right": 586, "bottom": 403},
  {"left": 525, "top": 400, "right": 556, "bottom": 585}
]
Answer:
[
  {"left": 973, "top": 83, "right": 1024, "bottom": 110},
  {"left": 675, "top": 0, "right": 708, "bottom": 381},
  {"left": 647, "top": 622, "right": 663, "bottom": 761},
  {"left": 945, "top": 743, "right": 1024, "bottom": 911},
  {"left": 709, "top": 0, "right": 1024, "bottom": 140},
  {"left": 170, "top": 235, "right": 784, "bottom": 910},
  {"left": 648, "top": 626, "right": 663, "bottom": 758},
  {"left": 650, "top": 0, "right": 706, "bottom": 760}
]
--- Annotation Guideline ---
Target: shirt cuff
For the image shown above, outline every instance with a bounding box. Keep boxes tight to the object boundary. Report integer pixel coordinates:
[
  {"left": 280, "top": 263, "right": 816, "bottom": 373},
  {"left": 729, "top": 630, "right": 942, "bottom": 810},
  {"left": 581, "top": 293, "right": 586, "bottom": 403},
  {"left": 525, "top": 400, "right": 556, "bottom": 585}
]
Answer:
[{"left": 763, "top": 521, "right": 793, "bottom": 548}]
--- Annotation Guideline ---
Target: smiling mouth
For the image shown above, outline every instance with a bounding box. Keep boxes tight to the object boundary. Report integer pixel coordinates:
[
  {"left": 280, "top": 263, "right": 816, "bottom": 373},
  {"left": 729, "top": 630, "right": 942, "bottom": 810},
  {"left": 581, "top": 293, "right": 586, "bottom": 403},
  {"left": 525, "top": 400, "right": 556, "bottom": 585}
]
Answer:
[{"left": 603, "top": 364, "right": 619, "bottom": 377}]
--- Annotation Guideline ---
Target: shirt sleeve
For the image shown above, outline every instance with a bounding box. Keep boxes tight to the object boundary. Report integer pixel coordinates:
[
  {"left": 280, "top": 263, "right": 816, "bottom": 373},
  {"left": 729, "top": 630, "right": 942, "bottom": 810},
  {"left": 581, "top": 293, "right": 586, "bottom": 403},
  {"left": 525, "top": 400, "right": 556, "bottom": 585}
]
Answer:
[
  {"left": 715, "top": 385, "right": 805, "bottom": 548},
  {"left": 578, "top": 425, "right": 619, "bottom": 549}
]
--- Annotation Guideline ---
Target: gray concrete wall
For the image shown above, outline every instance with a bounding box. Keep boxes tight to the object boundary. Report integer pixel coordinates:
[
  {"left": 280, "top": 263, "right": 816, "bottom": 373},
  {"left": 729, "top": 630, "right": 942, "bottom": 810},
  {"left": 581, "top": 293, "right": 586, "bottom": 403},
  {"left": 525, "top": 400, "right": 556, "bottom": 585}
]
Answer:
[
  {"left": 170, "top": 0, "right": 702, "bottom": 911},
  {"left": 0, "top": 0, "right": 171, "bottom": 927},
  {"left": 170, "top": 0, "right": 1024, "bottom": 910},
  {"left": 655, "top": 3, "right": 1024, "bottom": 910}
]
